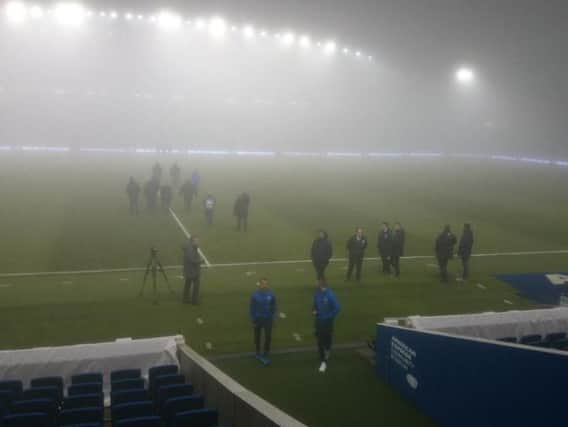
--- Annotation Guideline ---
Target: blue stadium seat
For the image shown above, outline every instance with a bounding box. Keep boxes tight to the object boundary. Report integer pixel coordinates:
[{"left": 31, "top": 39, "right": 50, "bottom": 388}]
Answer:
[
  {"left": 11, "top": 398, "right": 58, "bottom": 424},
  {"left": 156, "top": 384, "right": 195, "bottom": 411},
  {"left": 3, "top": 412, "right": 51, "bottom": 427},
  {"left": 57, "top": 407, "right": 103, "bottom": 426},
  {"left": 162, "top": 395, "right": 204, "bottom": 427},
  {"left": 0, "top": 390, "right": 20, "bottom": 409},
  {"left": 0, "top": 381, "right": 23, "bottom": 396},
  {"left": 31, "top": 377, "right": 64, "bottom": 393},
  {"left": 544, "top": 332, "right": 568, "bottom": 349},
  {"left": 111, "top": 379, "right": 145, "bottom": 392},
  {"left": 60, "top": 424, "right": 102, "bottom": 427},
  {"left": 23, "top": 386, "right": 62, "bottom": 403},
  {"left": 496, "top": 336, "right": 517, "bottom": 343},
  {"left": 148, "top": 365, "right": 178, "bottom": 384},
  {"left": 150, "top": 375, "right": 185, "bottom": 399},
  {"left": 111, "top": 390, "right": 150, "bottom": 407},
  {"left": 520, "top": 334, "right": 543, "bottom": 346},
  {"left": 174, "top": 408, "right": 218, "bottom": 427},
  {"left": 114, "top": 416, "right": 161, "bottom": 427},
  {"left": 111, "top": 401, "right": 154, "bottom": 426},
  {"left": 71, "top": 374, "right": 103, "bottom": 385},
  {"left": 63, "top": 394, "right": 104, "bottom": 410},
  {"left": 68, "top": 383, "right": 103, "bottom": 396},
  {"left": 111, "top": 369, "right": 141, "bottom": 383}
]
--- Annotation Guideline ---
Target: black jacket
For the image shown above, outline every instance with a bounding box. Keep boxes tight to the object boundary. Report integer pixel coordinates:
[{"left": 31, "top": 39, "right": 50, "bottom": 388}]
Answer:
[
  {"left": 311, "top": 233, "right": 333, "bottom": 265},
  {"left": 126, "top": 181, "right": 140, "bottom": 199},
  {"left": 392, "top": 229, "right": 406, "bottom": 257},
  {"left": 458, "top": 229, "right": 474, "bottom": 258},
  {"left": 183, "top": 244, "right": 202, "bottom": 279},
  {"left": 347, "top": 235, "right": 368, "bottom": 258},
  {"left": 377, "top": 229, "right": 392, "bottom": 256},
  {"left": 179, "top": 181, "right": 196, "bottom": 200},
  {"left": 233, "top": 193, "right": 251, "bottom": 217},
  {"left": 435, "top": 231, "right": 457, "bottom": 259}
]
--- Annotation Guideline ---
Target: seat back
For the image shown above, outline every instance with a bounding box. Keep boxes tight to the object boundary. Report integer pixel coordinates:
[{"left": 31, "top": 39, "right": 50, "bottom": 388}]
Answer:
[
  {"left": 111, "top": 389, "right": 150, "bottom": 407},
  {"left": 0, "top": 381, "right": 23, "bottom": 396},
  {"left": 111, "top": 401, "right": 154, "bottom": 425},
  {"left": 496, "top": 336, "right": 517, "bottom": 343},
  {"left": 148, "top": 365, "right": 178, "bottom": 384},
  {"left": 114, "top": 416, "right": 162, "bottom": 427},
  {"left": 57, "top": 407, "right": 104, "bottom": 426},
  {"left": 156, "top": 384, "right": 195, "bottom": 411},
  {"left": 520, "top": 334, "right": 542, "bottom": 345},
  {"left": 111, "top": 369, "right": 142, "bottom": 383},
  {"left": 111, "top": 379, "right": 145, "bottom": 392},
  {"left": 163, "top": 395, "right": 204, "bottom": 427},
  {"left": 3, "top": 412, "right": 51, "bottom": 427},
  {"left": 22, "top": 386, "right": 61, "bottom": 403},
  {"left": 71, "top": 373, "right": 104, "bottom": 385},
  {"left": 68, "top": 383, "right": 103, "bottom": 396},
  {"left": 11, "top": 398, "right": 57, "bottom": 424},
  {"left": 174, "top": 408, "right": 219, "bottom": 427},
  {"left": 63, "top": 393, "right": 104, "bottom": 410},
  {"left": 545, "top": 332, "right": 567, "bottom": 342},
  {"left": 30, "top": 377, "right": 63, "bottom": 391},
  {"left": 150, "top": 374, "right": 184, "bottom": 398}
]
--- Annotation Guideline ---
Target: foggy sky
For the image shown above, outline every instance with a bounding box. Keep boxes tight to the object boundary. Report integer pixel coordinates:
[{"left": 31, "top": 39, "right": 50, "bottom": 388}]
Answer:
[{"left": 0, "top": 0, "right": 566, "bottom": 156}]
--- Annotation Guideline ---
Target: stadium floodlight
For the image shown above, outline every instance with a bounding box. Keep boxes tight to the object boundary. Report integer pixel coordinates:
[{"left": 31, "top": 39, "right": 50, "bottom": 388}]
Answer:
[
  {"left": 54, "top": 3, "right": 87, "bottom": 27},
  {"left": 299, "top": 35, "right": 311, "bottom": 49},
  {"left": 323, "top": 40, "right": 337, "bottom": 54},
  {"left": 355, "top": 50, "right": 362, "bottom": 57},
  {"left": 260, "top": 30, "right": 268, "bottom": 37},
  {"left": 455, "top": 67, "right": 476, "bottom": 86},
  {"left": 343, "top": 47, "right": 349, "bottom": 54},
  {"left": 195, "top": 18, "right": 206, "bottom": 30},
  {"left": 231, "top": 25, "right": 237, "bottom": 32},
  {"left": 5, "top": 1, "right": 28, "bottom": 24},
  {"left": 281, "top": 32, "right": 295, "bottom": 46},
  {"left": 208, "top": 17, "right": 227, "bottom": 38},
  {"left": 109, "top": 11, "right": 117, "bottom": 19},
  {"left": 29, "top": 5, "right": 44, "bottom": 19},
  {"left": 243, "top": 25, "right": 255, "bottom": 39},
  {"left": 125, "top": 12, "right": 133, "bottom": 20},
  {"left": 157, "top": 11, "right": 182, "bottom": 31},
  {"left": 99, "top": 11, "right": 106, "bottom": 17}
]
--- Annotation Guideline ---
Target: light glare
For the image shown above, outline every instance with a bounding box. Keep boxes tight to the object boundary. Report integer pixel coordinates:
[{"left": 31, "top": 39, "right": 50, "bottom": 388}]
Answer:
[
  {"left": 455, "top": 67, "right": 476, "bottom": 85},
  {"left": 243, "top": 25, "right": 255, "bottom": 39},
  {"left": 281, "top": 32, "right": 295, "bottom": 46},
  {"left": 5, "top": 1, "right": 28, "bottom": 23},
  {"left": 324, "top": 40, "right": 337, "bottom": 54},
  {"left": 29, "top": 5, "right": 43, "bottom": 19},
  {"left": 157, "top": 11, "right": 182, "bottom": 31},
  {"left": 299, "top": 35, "right": 311, "bottom": 49},
  {"left": 54, "top": 3, "right": 87, "bottom": 27},
  {"left": 208, "top": 17, "right": 227, "bottom": 38}
]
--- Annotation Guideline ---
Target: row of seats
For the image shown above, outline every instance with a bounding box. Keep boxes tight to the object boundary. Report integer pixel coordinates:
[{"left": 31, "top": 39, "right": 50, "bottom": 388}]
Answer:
[
  {"left": 0, "top": 365, "right": 219, "bottom": 427},
  {"left": 497, "top": 332, "right": 568, "bottom": 349}
]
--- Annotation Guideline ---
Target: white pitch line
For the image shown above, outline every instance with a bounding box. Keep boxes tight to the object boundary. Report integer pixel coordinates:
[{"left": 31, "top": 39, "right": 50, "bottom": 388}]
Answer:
[
  {"left": 169, "top": 207, "right": 211, "bottom": 267},
  {"left": 205, "top": 342, "right": 213, "bottom": 350},
  {"left": 476, "top": 283, "right": 487, "bottom": 290},
  {"left": 293, "top": 333, "right": 302, "bottom": 342},
  {"left": 1, "top": 249, "right": 567, "bottom": 278},
  {"left": 279, "top": 312, "right": 287, "bottom": 319},
  {"left": 0, "top": 284, "right": 13, "bottom": 288},
  {"left": 504, "top": 299, "right": 514, "bottom": 305},
  {"left": 197, "top": 318, "right": 204, "bottom": 325}
]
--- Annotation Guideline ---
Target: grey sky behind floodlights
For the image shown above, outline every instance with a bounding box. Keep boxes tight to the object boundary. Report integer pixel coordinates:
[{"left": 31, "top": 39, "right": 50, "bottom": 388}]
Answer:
[{"left": 0, "top": 0, "right": 567, "bottom": 157}]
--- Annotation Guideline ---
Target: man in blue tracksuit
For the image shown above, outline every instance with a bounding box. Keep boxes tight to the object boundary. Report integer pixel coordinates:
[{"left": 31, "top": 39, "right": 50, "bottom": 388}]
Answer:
[
  {"left": 250, "top": 278, "right": 277, "bottom": 365},
  {"left": 313, "top": 280, "right": 341, "bottom": 373}
]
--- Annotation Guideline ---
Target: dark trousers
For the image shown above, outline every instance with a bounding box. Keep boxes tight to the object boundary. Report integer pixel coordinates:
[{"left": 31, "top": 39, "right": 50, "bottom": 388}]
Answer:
[
  {"left": 313, "top": 262, "right": 328, "bottom": 281},
  {"left": 129, "top": 199, "right": 139, "bottom": 215},
  {"left": 315, "top": 318, "right": 334, "bottom": 362},
  {"left": 391, "top": 256, "right": 401, "bottom": 277},
  {"left": 183, "top": 276, "right": 200, "bottom": 304},
  {"left": 437, "top": 256, "right": 449, "bottom": 282},
  {"left": 184, "top": 197, "right": 192, "bottom": 212},
  {"left": 253, "top": 318, "right": 273, "bottom": 355},
  {"left": 380, "top": 255, "right": 391, "bottom": 274},
  {"left": 347, "top": 256, "right": 363, "bottom": 281},
  {"left": 205, "top": 210, "right": 213, "bottom": 226},
  {"left": 461, "top": 256, "right": 470, "bottom": 279},
  {"left": 237, "top": 215, "right": 248, "bottom": 231}
]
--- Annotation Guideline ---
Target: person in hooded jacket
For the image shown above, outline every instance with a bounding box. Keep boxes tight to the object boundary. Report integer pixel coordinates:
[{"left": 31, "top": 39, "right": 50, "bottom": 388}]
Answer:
[
  {"left": 458, "top": 223, "right": 474, "bottom": 280},
  {"left": 435, "top": 225, "right": 457, "bottom": 283},
  {"left": 311, "top": 230, "right": 333, "bottom": 281},
  {"left": 391, "top": 222, "right": 406, "bottom": 277},
  {"left": 377, "top": 222, "right": 392, "bottom": 274}
]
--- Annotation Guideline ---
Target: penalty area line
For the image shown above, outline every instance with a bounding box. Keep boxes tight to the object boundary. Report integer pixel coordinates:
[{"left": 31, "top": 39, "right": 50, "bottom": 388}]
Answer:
[{"left": 169, "top": 207, "right": 211, "bottom": 267}]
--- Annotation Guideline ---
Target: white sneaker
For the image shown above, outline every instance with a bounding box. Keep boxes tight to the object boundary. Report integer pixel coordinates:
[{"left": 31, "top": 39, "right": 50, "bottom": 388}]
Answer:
[
  {"left": 318, "top": 362, "right": 327, "bottom": 373},
  {"left": 324, "top": 350, "right": 331, "bottom": 361}
]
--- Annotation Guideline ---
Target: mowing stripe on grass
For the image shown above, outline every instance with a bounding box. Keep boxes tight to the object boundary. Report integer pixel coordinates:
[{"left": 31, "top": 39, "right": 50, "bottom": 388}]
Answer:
[
  {"left": 1, "top": 249, "right": 568, "bottom": 278},
  {"left": 169, "top": 207, "right": 211, "bottom": 267}
]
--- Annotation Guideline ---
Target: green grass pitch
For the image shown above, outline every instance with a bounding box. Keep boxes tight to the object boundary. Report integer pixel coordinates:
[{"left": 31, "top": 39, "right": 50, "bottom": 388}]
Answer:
[{"left": 0, "top": 154, "right": 567, "bottom": 426}]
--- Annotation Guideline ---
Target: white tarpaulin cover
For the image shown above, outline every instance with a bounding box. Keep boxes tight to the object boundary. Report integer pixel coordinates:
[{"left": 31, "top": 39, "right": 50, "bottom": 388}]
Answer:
[
  {"left": 0, "top": 335, "right": 183, "bottom": 400},
  {"left": 407, "top": 307, "right": 568, "bottom": 340}
]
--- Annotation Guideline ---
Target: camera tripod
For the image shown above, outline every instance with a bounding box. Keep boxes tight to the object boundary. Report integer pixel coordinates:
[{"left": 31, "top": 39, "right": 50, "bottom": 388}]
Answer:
[{"left": 139, "top": 248, "right": 174, "bottom": 304}]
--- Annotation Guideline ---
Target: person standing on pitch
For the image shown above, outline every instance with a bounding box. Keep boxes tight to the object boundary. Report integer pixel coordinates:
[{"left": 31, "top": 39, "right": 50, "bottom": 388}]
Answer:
[
  {"left": 160, "top": 184, "right": 173, "bottom": 212},
  {"left": 458, "top": 223, "right": 474, "bottom": 280},
  {"left": 191, "top": 169, "right": 201, "bottom": 195},
  {"left": 311, "top": 230, "right": 333, "bottom": 281},
  {"left": 249, "top": 278, "right": 277, "bottom": 366},
  {"left": 346, "top": 228, "right": 368, "bottom": 282},
  {"left": 233, "top": 192, "right": 251, "bottom": 231},
  {"left": 435, "top": 225, "right": 457, "bottom": 283},
  {"left": 203, "top": 194, "right": 216, "bottom": 226},
  {"left": 377, "top": 222, "right": 393, "bottom": 274},
  {"left": 126, "top": 177, "right": 141, "bottom": 215},
  {"left": 179, "top": 179, "right": 196, "bottom": 212},
  {"left": 152, "top": 162, "right": 163, "bottom": 183},
  {"left": 170, "top": 163, "right": 181, "bottom": 189},
  {"left": 182, "top": 236, "right": 203, "bottom": 305},
  {"left": 391, "top": 222, "right": 406, "bottom": 277},
  {"left": 313, "top": 280, "right": 341, "bottom": 373}
]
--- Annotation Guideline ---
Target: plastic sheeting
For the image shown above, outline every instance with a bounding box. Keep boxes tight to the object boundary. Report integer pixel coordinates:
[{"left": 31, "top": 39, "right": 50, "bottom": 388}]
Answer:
[
  {"left": 0, "top": 335, "right": 183, "bottom": 403},
  {"left": 407, "top": 308, "right": 568, "bottom": 340}
]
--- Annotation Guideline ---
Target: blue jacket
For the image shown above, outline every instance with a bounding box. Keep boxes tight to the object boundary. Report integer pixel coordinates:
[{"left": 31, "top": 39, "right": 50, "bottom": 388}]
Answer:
[
  {"left": 249, "top": 289, "right": 277, "bottom": 321},
  {"left": 313, "top": 288, "right": 341, "bottom": 321}
]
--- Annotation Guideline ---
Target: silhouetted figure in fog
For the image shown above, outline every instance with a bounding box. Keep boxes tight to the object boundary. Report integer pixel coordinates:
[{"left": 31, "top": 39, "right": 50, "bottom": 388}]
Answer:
[
  {"left": 126, "top": 177, "right": 141, "bottom": 215},
  {"left": 183, "top": 236, "right": 203, "bottom": 305},
  {"left": 144, "top": 177, "right": 160, "bottom": 214},
  {"left": 160, "top": 184, "right": 173, "bottom": 212},
  {"left": 458, "top": 223, "right": 474, "bottom": 280},
  {"left": 170, "top": 163, "right": 181, "bottom": 189},
  {"left": 311, "top": 230, "right": 333, "bottom": 281},
  {"left": 435, "top": 225, "right": 457, "bottom": 283},
  {"left": 377, "top": 222, "right": 392, "bottom": 274},
  {"left": 391, "top": 222, "right": 406, "bottom": 277},
  {"left": 233, "top": 192, "right": 251, "bottom": 231},
  {"left": 152, "top": 162, "right": 163, "bottom": 183},
  {"left": 346, "top": 228, "right": 368, "bottom": 282},
  {"left": 203, "top": 194, "right": 216, "bottom": 226},
  {"left": 191, "top": 170, "right": 201, "bottom": 195},
  {"left": 179, "top": 179, "right": 197, "bottom": 212}
]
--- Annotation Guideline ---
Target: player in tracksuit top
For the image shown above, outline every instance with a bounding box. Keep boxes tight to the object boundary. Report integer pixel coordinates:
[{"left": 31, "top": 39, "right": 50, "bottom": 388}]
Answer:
[
  {"left": 313, "top": 280, "right": 341, "bottom": 373},
  {"left": 250, "top": 278, "right": 277, "bottom": 366}
]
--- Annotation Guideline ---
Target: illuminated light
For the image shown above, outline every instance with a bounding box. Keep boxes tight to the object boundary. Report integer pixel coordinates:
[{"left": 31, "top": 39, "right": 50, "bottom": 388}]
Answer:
[
  {"left": 194, "top": 18, "right": 206, "bottom": 30},
  {"left": 343, "top": 47, "right": 349, "bottom": 54},
  {"left": 99, "top": 11, "right": 106, "bottom": 17},
  {"left": 22, "top": 146, "right": 71, "bottom": 152},
  {"left": 327, "top": 152, "right": 362, "bottom": 157},
  {"left": 281, "top": 32, "right": 295, "bottom": 46},
  {"left": 455, "top": 67, "right": 476, "bottom": 85},
  {"left": 242, "top": 25, "right": 255, "bottom": 39},
  {"left": 299, "top": 35, "right": 311, "bottom": 49},
  {"left": 149, "top": 15, "right": 157, "bottom": 22},
  {"left": 208, "top": 17, "right": 227, "bottom": 38},
  {"left": 29, "top": 5, "right": 44, "bottom": 19},
  {"left": 157, "top": 11, "right": 182, "bottom": 31},
  {"left": 316, "top": 41, "right": 322, "bottom": 47},
  {"left": 125, "top": 12, "right": 133, "bottom": 20},
  {"left": 110, "top": 11, "right": 117, "bottom": 19},
  {"left": 188, "top": 149, "right": 230, "bottom": 156},
  {"left": 260, "top": 30, "right": 268, "bottom": 37},
  {"left": 54, "top": 3, "right": 87, "bottom": 27},
  {"left": 355, "top": 51, "right": 362, "bottom": 57},
  {"left": 137, "top": 14, "right": 144, "bottom": 20},
  {"left": 323, "top": 40, "right": 337, "bottom": 54},
  {"left": 5, "top": 1, "right": 28, "bottom": 24},
  {"left": 231, "top": 25, "right": 237, "bottom": 31},
  {"left": 236, "top": 151, "right": 276, "bottom": 157}
]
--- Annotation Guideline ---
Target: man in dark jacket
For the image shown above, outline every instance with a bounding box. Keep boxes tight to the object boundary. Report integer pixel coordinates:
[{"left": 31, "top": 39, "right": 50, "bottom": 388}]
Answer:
[
  {"left": 160, "top": 184, "right": 173, "bottom": 212},
  {"left": 377, "top": 222, "right": 392, "bottom": 274},
  {"left": 152, "top": 162, "right": 163, "bottom": 182},
  {"left": 313, "top": 280, "right": 341, "bottom": 373},
  {"left": 179, "top": 179, "right": 196, "bottom": 212},
  {"left": 346, "top": 228, "right": 368, "bottom": 282},
  {"left": 249, "top": 278, "right": 277, "bottom": 365},
  {"left": 126, "top": 177, "right": 141, "bottom": 215},
  {"left": 435, "top": 225, "right": 457, "bottom": 283},
  {"left": 458, "top": 223, "right": 474, "bottom": 280},
  {"left": 391, "top": 222, "right": 406, "bottom": 277},
  {"left": 311, "top": 231, "right": 333, "bottom": 281},
  {"left": 183, "top": 236, "right": 202, "bottom": 305},
  {"left": 170, "top": 163, "right": 181, "bottom": 189},
  {"left": 144, "top": 177, "right": 160, "bottom": 214},
  {"left": 233, "top": 192, "right": 251, "bottom": 231}
]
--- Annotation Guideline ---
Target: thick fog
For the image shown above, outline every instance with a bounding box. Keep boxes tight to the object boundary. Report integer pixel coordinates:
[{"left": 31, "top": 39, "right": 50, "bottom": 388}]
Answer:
[{"left": 0, "top": 0, "right": 566, "bottom": 157}]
